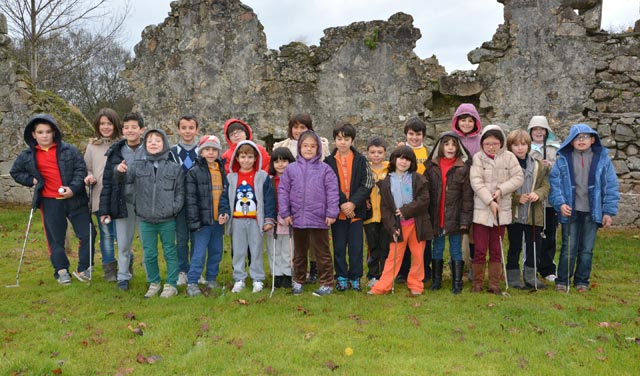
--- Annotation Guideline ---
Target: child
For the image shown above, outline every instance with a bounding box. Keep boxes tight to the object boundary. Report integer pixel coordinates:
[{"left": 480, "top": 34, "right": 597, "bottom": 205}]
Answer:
[
  {"left": 397, "top": 117, "right": 431, "bottom": 282},
  {"left": 451, "top": 103, "right": 483, "bottom": 280},
  {"left": 363, "top": 137, "right": 390, "bottom": 288},
  {"left": 184, "top": 135, "right": 228, "bottom": 296},
  {"left": 278, "top": 130, "right": 339, "bottom": 297},
  {"left": 324, "top": 122, "right": 374, "bottom": 291},
  {"left": 528, "top": 115, "right": 562, "bottom": 281},
  {"left": 11, "top": 114, "right": 96, "bottom": 284},
  {"left": 84, "top": 108, "right": 121, "bottom": 282},
  {"left": 219, "top": 140, "right": 276, "bottom": 294},
  {"left": 549, "top": 124, "right": 619, "bottom": 293},
  {"left": 99, "top": 112, "right": 146, "bottom": 291},
  {"left": 266, "top": 147, "right": 296, "bottom": 288},
  {"left": 116, "top": 129, "right": 184, "bottom": 298},
  {"left": 368, "top": 146, "right": 432, "bottom": 295},
  {"left": 506, "top": 129, "right": 549, "bottom": 290},
  {"left": 470, "top": 124, "right": 523, "bottom": 294},
  {"left": 171, "top": 115, "right": 199, "bottom": 286},
  {"left": 273, "top": 113, "right": 329, "bottom": 283},
  {"left": 424, "top": 132, "right": 473, "bottom": 294},
  {"left": 221, "top": 118, "right": 270, "bottom": 173}
]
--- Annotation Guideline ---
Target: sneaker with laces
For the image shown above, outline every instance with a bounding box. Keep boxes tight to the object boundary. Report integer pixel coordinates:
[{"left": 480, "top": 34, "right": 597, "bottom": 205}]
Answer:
[
  {"left": 335, "top": 277, "right": 348, "bottom": 291},
  {"left": 252, "top": 280, "right": 264, "bottom": 293},
  {"left": 198, "top": 275, "right": 207, "bottom": 285},
  {"left": 160, "top": 284, "right": 178, "bottom": 298},
  {"left": 367, "top": 278, "right": 378, "bottom": 288},
  {"left": 186, "top": 283, "right": 202, "bottom": 297},
  {"left": 144, "top": 283, "right": 162, "bottom": 298},
  {"left": 291, "top": 281, "right": 303, "bottom": 295},
  {"left": 350, "top": 279, "right": 361, "bottom": 291},
  {"left": 73, "top": 269, "right": 91, "bottom": 283},
  {"left": 575, "top": 284, "right": 589, "bottom": 293},
  {"left": 177, "top": 272, "right": 188, "bottom": 286},
  {"left": 312, "top": 285, "right": 333, "bottom": 297},
  {"left": 206, "top": 280, "right": 219, "bottom": 289},
  {"left": 555, "top": 284, "right": 568, "bottom": 292},
  {"left": 545, "top": 274, "right": 557, "bottom": 282},
  {"left": 231, "top": 280, "right": 245, "bottom": 293},
  {"left": 57, "top": 269, "right": 71, "bottom": 285},
  {"left": 118, "top": 280, "right": 129, "bottom": 291}
]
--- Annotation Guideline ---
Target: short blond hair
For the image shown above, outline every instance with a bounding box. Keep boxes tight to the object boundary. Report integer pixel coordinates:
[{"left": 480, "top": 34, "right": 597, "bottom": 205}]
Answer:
[{"left": 507, "top": 129, "right": 531, "bottom": 153}]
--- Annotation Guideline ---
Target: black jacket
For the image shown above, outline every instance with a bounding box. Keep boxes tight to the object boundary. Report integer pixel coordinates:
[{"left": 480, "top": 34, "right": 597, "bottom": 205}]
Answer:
[
  {"left": 185, "top": 157, "right": 229, "bottom": 231},
  {"left": 324, "top": 146, "right": 374, "bottom": 220},
  {"left": 98, "top": 139, "right": 132, "bottom": 219}
]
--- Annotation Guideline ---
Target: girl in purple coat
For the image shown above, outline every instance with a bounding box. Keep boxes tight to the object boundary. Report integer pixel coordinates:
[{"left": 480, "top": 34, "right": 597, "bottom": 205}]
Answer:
[{"left": 278, "top": 130, "right": 340, "bottom": 297}]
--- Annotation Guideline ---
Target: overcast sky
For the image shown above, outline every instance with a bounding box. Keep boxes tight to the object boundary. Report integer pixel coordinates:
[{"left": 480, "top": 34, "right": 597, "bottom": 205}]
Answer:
[{"left": 118, "top": 0, "right": 639, "bottom": 72}]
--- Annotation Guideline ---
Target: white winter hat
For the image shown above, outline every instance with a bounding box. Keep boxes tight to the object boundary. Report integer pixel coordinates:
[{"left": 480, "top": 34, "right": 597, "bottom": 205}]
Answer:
[{"left": 198, "top": 135, "right": 222, "bottom": 155}]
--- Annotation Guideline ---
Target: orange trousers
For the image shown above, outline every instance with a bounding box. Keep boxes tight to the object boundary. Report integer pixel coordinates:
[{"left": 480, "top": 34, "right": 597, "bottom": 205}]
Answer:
[{"left": 369, "top": 223, "right": 425, "bottom": 294}]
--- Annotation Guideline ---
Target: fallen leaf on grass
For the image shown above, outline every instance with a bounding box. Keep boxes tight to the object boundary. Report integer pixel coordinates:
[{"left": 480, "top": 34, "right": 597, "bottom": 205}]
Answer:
[
  {"left": 325, "top": 361, "right": 339, "bottom": 371},
  {"left": 256, "top": 297, "right": 267, "bottom": 303},
  {"left": 487, "top": 303, "right": 495, "bottom": 308},
  {"left": 233, "top": 299, "right": 249, "bottom": 305},
  {"left": 227, "top": 338, "right": 244, "bottom": 349},
  {"left": 50, "top": 352, "right": 59, "bottom": 358},
  {"left": 597, "top": 322, "right": 621, "bottom": 328},
  {"left": 264, "top": 366, "right": 277, "bottom": 375},
  {"left": 597, "top": 356, "right": 607, "bottom": 362},
  {"left": 545, "top": 350, "right": 556, "bottom": 359},
  {"left": 304, "top": 332, "right": 315, "bottom": 341},
  {"left": 61, "top": 331, "right": 73, "bottom": 340},
  {"left": 80, "top": 339, "right": 89, "bottom": 347},
  {"left": 468, "top": 324, "right": 475, "bottom": 330},
  {"left": 407, "top": 315, "right": 420, "bottom": 327},
  {"left": 619, "top": 299, "right": 628, "bottom": 305},
  {"left": 136, "top": 353, "right": 163, "bottom": 364},
  {"left": 51, "top": 368, "right": 62, "bottom": 375},
  {"left": 596, "top": 347, "right": 604, "bottom": 353},
  {"left": 127, "top": 324, "right": 144, "bottom": 336},
  {"left": 296, "top": 306, "right": 309, "bottom": 315},
  {"left": 5, "top": 329, "right": 17, "bottom": 334},
  {"left": 552, "top": 303, "right": 563, "bottom": 310},
  {"left": 412, "top": 302, "right": 421, "bottom": 308},
  {"left": 123, "top": 312, "right": 136, "bottom": 320},
  {"left": 91, "top": 336, "right": 106, "bottom": 344},
  {"left": 518, "top": 357, "right": 527, "bottom": 369}
]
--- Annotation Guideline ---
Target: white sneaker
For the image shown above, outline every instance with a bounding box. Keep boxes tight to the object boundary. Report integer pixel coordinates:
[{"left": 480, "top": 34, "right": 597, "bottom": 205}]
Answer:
[
  {"left": 231, "top": 280, "right": 245, "bottom": 293},
  {"left": 252, "top": 280, "right": 264, "bottom": 293},
  {"left": 198, "top": 275, "right": 207, "bottom": 285},
  {"left": 177, "top": 272, "right": 188, "bottom": 286},
  {"left": 367, "top": 278, "right": 378, "bottom": 288},
  {"left": 545, "top": 274, "right": 557, "bottom": 282},
  {"left": 144, "top": 283, "right": 162, "bottom": 298},
  {"left": 160, "top": 284, "right": 178, "bottom": 298}
]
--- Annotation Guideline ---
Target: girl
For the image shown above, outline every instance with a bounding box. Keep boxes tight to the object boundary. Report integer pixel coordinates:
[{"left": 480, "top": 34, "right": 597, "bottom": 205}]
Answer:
[
  {"left": 470, "top": 125, "right": 523, "bottom": 294},
  {"left": 506, "top": 129, "right": 549, "bottom": 290},
  {"left": 266, "top": 147, "right": 296, "bottom": 288},
  {"left": 368, "top": 146, "right": 432, "bottom": 295},
  {"left": 83, "top": 108, "right": 121, "bottom": 282},
  {"left": 424, "top": 132, "right": 473, "bottom": 294},
  {"left": 273, "top": 113, "right": 330, "bottom": 283},
  {"left": 278, "top": 130, "right": 339, "bottom": 297}
]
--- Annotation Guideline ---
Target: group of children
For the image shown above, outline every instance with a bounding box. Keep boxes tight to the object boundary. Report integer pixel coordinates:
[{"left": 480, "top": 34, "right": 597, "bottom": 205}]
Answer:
[{"left": 10, "top": 105, "right": 620, "bottom": 297}]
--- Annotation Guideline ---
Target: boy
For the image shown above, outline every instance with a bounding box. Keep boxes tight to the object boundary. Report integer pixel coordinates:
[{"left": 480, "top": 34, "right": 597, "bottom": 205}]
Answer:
[
  {"left": 184, "top": 135, "right": 228, "bottom": 296},
  {"left": 363, "top": 137, "right": 390, "bottom": 288},
  {"left": 99, "top": 112, "right": 146, "bottom": 291},
  {"left": 11, "top": 114, "right": 96, "bottom": 284},
  {"left": 220, "top": 140, "right": 276, "bottom": 293},
  {"left": 116, "top": 129, "right": 184, "bottom": 298},
  {"left": 221, "top": 118, "right": 271, "bottom": 173},
  {"left": 171, "top": 115, "right": 199, "bottom": 286},
  {"left": 324, "top": 122, "right": 373, "bottom": 291},
  {"left": 398, "top": 117, "right": 432, "bottom": 282},
  {"left": 549, "top": 124, "right": 619, "bottom": 293}
]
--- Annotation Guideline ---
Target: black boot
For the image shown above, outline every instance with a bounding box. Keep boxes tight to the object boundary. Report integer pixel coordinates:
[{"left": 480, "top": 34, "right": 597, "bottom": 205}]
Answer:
[
  {"left": 307, "top": 262, "right": 318, "bottom": 284},
  {"left": 274, "top": 275, "right": 282, "bottom": 288},
  {"left": 430, "top": 259, "right": 443, "bottom": 290},
  {"left": 282, "top": 275, "right": 292, "bottom": 289},
  {"left": 451, "top": 260, "right": 464, "bottom": 294}
]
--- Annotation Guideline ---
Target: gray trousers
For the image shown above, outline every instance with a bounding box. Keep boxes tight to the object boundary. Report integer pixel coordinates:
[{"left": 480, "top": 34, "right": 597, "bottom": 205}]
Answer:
[
  {"left": 115, "top": 203, "right": 142, "bottom": 281},
  {"left": 265, "top": 233, "right": 292, "bottom": 276},
  {"left": 231, "top": 218, "right": 265, "bottom": 282}
]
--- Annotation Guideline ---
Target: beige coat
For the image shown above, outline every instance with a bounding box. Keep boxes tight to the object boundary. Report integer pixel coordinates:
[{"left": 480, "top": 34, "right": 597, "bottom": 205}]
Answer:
[
  {"left": 273, "top": 136, "right": 331, "bottom": 159},
  {"left": 84, "top": 138, "right": 118, "bottom": 212},
  {"left": 470, "top": 125, "right": 523, "bottom": 227}
]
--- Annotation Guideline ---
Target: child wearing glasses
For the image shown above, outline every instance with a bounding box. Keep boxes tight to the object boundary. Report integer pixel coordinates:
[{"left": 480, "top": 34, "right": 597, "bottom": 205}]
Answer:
[
  {"left": 221, "top": 118, "right": 271, "bottom": 173},
  {"left": 469, "top": 125, "right": 523, "bottom": 294}
]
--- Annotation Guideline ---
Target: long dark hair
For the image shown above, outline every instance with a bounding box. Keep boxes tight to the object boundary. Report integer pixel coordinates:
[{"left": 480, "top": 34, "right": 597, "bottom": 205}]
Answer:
[
  {"left": 268, "top": 147, "right": 295, "bottom": 175},
  {"left": 93, "top": 108, "right": 122, "bottom": 139},
  {"left": 388, "top": 146, "right": 417, "bottom": 173}
]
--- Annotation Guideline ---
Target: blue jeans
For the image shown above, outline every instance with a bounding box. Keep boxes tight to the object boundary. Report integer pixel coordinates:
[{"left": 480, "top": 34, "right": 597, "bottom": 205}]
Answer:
[
  {"left": 188, "top": 223, "right": 224, "bottom": 284},
  {"left": 94, "top": 212, "right": 116, "bottom": 264},
  {"left": 175, "top": 208, "right": 194, "bottom": 273},
  {"left": 432, "top": 233, "right": 462, "bottom": 261},
  {"left": 556, "top": 211, "right": 598, "bottom": 287}
]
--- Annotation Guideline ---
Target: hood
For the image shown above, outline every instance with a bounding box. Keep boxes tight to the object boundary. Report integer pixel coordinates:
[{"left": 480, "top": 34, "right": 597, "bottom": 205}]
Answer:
[
  {"left": 296, "top": 130, "right": 323, "bottom": 163},
  {"left": 229, "top": 140, "right": 262, "bottom": 173},
  {"left": 527, "top": 115, "right": 558, "bottom": 143},
  {"left": 223, "top": 118, "right": 253, "bottom": 147},
  {"left": 142, "top": 128, "right": 172, "bottom": 161},
  {"left": 480, "top": 124, "right": 508, "bottom": 152},
  {"left": 558, "top": 123, "right": 601, "bottom": 153},
  {"left": 451, "top": 103, "right": 482, "bottom": 137},
  {"left": 24, "top": 114, "right": 62, "bottom": 148},
  {"left": 427, "top": 131, "right": 471, "bottom": 163}
]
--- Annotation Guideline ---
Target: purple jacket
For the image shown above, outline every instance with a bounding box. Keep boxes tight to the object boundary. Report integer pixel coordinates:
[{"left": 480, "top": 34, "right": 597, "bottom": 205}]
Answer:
[{"left": 278, "top": 131, "right": 339, "bottom": 229}]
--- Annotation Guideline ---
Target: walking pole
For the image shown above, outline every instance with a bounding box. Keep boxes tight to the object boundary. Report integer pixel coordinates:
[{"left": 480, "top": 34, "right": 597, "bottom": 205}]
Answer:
[
  {"left": 392, "top": 215, "right": 401, "bottom": 295},
  {"left": 496, "top": 211, "right": 510, "bottom": 297},
  {"left": 532, "top": 203, "right": 539, "bottom": 291},
  {"left": 6, "top": 201, "right": 36, "bottom": 288},
  {"left": 565, "top": 213, "right": 571, "bottom": 295},
  {"left": 88, "top": 184, "right": 93, "bottom": 285},
  {"left": 288, "top": 225, "right": 294, "bottom": 286},
  {"left": 269, "top": 231, "right": 278, "bottom": 298}
]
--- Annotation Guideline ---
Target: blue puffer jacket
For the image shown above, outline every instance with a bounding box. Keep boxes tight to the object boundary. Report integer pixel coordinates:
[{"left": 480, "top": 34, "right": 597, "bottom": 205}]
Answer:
[
  {"left": 548, "top": 123, "right": 619, "bottom": 226},
  {"left": 10, "top": 114, "right": 88, "bottom": 209}
]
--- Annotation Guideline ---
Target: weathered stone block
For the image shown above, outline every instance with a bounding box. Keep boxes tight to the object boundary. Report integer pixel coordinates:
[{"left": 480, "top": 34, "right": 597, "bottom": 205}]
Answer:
[
  {"left": 614, "top": 123, "right": 637, "bottom": 142},
  {"left": 626, "top": 144, "right": 639, "bottom": 156},
  {"left": 609, "top": 56, "right": 640, "bottom": 73},
  {"left": 613, "top": 160, "right": 630, "bottom": 174}
]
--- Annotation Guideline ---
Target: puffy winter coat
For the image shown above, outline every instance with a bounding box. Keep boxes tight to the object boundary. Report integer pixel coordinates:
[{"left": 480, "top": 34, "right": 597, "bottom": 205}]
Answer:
[
  {"left": 185, "top": 157, "right": 229, "bottom": 231},
  {"left": 379, "top": 172, "right": 433, "bottom": 242},
  {"left": 98, "top": 139, "right": 138, "bottom": 219},
  {"left": 324, "top": 146, "right": 374, "bottom": 220},
  {"left": 278, "top": 131, "right": 340, "bottom": 229},
  {"left": 470, "top": 125, "right": 524, "bottom": 227},
  {"left": 548, "top": 123, "right": 619, "bottom": 225},
  {"left": 10, "top": 114, "right": 88, "bottom": 210}
]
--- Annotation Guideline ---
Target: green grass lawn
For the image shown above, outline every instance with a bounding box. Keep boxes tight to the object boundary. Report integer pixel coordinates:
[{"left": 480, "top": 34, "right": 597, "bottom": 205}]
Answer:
[{"left": 1, "top": 204, "right": 639, "bottom": 375}]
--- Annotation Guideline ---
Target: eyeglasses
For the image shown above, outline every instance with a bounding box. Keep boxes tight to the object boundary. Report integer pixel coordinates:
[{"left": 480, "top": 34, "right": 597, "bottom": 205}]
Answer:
[
  {"left": 575, "top": 134, "right": 592, "bottom": 141},
  {"left": 229, "top": 130, "right": 244, "bottom": 138},
  {"left": 482, "top": 142, "right": 501, "bottom": 147}
]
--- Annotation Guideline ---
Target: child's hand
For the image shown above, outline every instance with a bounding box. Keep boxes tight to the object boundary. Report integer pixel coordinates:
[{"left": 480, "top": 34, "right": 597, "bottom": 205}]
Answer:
[
  {"left": 528, "top": 192, "right": 539, "bottom": 202},
  {"left": 491, "top": 188, "right": 502, "bottom": 202},
  {"left": 263, "top": 223, "right": 273, "bottom": 232},
  {"left": 32, "top": 178, "right": 38, "bottom": 186},
  {"left": 340, "top": 202, "right": 355, "bottom": 218},
  {"left": 84, "top": 174, "right": 96, "bottom": 185},
  {"left": 117, "top": 160, "right": 127, "bottom": 173},
  {"left": 58, "top": 186, "right": 74, "bottom": 199},
  {"left": 519, "top": 194, "right": 529, "bottom": 204},
  {"left": 284, "top": 216, "right": 293, "bottom": 226},
  {"left": 542, "top": 159, "right": 552, "bottom": 167},
  {"left": 366, "top": 200, "right": 371, "bottom": 210},
  {"left": 393, "top": 229, "right": 400, "bottom": 242},
  {"left": 218, "top": 214, "right": 228, "bottom": 224},
  {"left": 325, "top": 217, "right": 336, "bottom": 226},
  {"left": 395, "top": 208, "right": 404, "bottom": 219},
  {"left": 560, "top": 204, "right": 572, "bottom": 217},
  {"left": 100, "top": 215, "right": 111, "bottom": 225},
  {"left": 602, "top": 214, "right": 613, "bottom": 228}
]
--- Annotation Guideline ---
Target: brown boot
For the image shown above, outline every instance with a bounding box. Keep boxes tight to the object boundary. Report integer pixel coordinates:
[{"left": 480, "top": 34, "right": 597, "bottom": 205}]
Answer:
[
  {"left": 487, "top": 263, "right": 502, "bottom": 294},
  {"left": 471, "top": 263, "right": 485, "bottom": 293}
]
